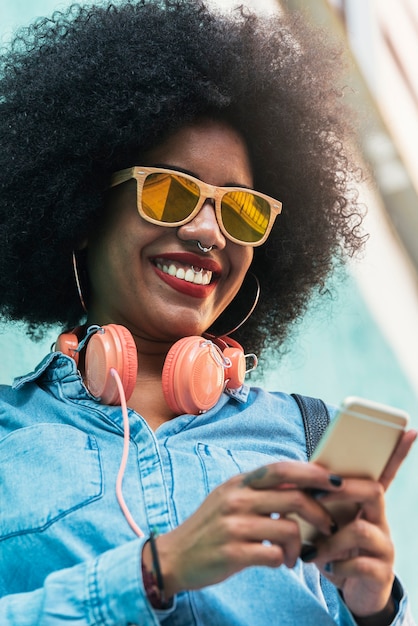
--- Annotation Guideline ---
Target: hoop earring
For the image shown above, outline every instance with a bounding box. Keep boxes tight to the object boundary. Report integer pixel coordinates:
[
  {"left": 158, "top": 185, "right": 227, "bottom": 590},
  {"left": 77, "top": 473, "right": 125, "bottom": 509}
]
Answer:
[
  {"left": 72, "top": 250, "right": 88, "bottom": 313},
  {"left": 224, "top": 273, "right": 260, "bottom": 336},
  {"left": 208, "top": 272, "right": 260, "bottom": 338}
]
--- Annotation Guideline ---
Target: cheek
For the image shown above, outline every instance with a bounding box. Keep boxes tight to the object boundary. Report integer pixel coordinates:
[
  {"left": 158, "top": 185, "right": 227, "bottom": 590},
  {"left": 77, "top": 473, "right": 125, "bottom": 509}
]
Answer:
[
  {"left": 89, "top": 208, "right": 144, "bottom": 265},
  {"left": 86, "top": 223, "right": 132, "bottom": 293},
  {"left": 226, "top": 248, "right": 253, "bottom": 300},
  {"left": 236, "top": 248, "right": 253, "bottom": 278}
]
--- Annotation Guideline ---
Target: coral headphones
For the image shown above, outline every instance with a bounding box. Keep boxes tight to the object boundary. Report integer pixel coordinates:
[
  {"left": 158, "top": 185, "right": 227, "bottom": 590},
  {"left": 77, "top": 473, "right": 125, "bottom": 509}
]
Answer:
[{"left": 55, "top": 324, "right": 257, "bottom": 414}]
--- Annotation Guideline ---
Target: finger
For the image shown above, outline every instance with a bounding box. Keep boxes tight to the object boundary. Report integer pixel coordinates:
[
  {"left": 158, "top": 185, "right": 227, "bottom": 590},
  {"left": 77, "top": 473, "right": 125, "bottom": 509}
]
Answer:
[
  {"left": 258, "top": 491, "right": 336, "bottom": 537},
  {"left": 223, "top": 515, "right": 303, "bottom": 567},
  {"left": 379, "top": 429, "right": 417, "bottom": 490},
  {"left": 318, "top": 554, "right": 395, "bottom": 617},
  {"left": 319, "top": 555, "right": 392, "bottom": 582},
  {"left": 197, "top": 514, "right": 302, "bottom": 572},
  {"left": 320, "top": 477, "right": 386, "bottom": 526},
  {"left": 316, "top": 517, "right": 394, "bottom": 565},
  {"left": 159, "top": 524, "right": 289, "bottom": 592},
  {"left": 224, "top": 486, "right": 337, "bottom": 538},
  {"left": 221, "top": 537, "right": 289, "bottom": 571},
  {"left": 241, "top": 461, "right": 343, "bottom": 492},
  {"left": 317, "top": 554, "right": 395, "bottom": 614}
]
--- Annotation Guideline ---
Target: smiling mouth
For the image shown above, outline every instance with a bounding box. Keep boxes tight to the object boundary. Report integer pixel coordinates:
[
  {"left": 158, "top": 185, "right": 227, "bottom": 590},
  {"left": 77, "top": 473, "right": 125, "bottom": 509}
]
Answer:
[{"left": 153, "top": 258, "right": 213, "bottom": 285}]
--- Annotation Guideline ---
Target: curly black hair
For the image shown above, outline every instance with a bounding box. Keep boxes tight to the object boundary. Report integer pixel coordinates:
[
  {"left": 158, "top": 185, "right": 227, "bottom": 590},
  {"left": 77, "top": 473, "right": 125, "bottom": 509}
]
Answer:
[{"left": 0, "top": 0, "right": 365, "bottom": 358}]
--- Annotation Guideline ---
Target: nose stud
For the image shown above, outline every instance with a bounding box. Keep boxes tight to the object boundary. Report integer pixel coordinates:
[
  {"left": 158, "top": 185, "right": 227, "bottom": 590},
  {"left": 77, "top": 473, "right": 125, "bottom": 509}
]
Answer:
[{"left": 197, "top": 241, "right": 213, "bottom": 253}]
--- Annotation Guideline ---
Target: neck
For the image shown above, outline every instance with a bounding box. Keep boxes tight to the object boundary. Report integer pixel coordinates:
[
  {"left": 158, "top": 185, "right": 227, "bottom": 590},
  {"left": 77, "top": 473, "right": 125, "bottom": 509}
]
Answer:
[
  {"left": 129, "top": 349, "right": 178, "bottom": 430},
  {"left": 128, "top": 381, "right": 178, "bottom": 431},
  {"left": 78, "top": 324, "right": 181, "bottom": 428}
]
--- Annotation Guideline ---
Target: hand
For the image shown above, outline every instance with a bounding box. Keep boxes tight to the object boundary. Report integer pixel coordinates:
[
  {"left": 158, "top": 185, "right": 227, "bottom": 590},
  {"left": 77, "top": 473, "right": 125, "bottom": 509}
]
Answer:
[
  {"left": 312, "top": 429, "right": 416, "bottom": 621},
  {"left": 379, "top": 429, "right": 417, "bottom": 490},
  {"left": 313, "top": 476, "right": 395, "bottom": 618},
  {"left": 145, "top": 461, "right": 344, "bottom": 598}
]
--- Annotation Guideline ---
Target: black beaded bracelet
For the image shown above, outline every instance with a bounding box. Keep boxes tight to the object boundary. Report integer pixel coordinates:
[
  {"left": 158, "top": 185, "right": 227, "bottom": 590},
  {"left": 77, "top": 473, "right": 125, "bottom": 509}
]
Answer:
[
  {"left": 142, "top": 531, "right": 171, "bottom": 610},
  {"left": 149, "top": 531, "right": 166, "bottom": 604}
]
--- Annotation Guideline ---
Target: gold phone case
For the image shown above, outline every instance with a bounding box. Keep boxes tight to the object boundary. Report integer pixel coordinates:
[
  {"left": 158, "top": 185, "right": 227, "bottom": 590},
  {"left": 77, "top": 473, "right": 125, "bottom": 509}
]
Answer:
[{"left": 295, "top": 396, "right": 409, "bottom": 548}]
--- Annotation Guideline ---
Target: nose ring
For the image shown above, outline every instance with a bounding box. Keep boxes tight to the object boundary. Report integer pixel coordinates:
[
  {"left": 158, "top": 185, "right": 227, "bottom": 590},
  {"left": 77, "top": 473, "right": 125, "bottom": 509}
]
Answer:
[{"left": 197, "top": 241, "right": 213, "bottom": 253}]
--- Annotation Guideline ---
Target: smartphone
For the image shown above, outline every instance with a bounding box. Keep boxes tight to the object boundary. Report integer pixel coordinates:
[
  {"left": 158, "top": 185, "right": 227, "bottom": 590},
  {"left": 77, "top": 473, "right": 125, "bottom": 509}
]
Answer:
[{"left": 295, "top": 396, "right": 409, "bottom": 553}]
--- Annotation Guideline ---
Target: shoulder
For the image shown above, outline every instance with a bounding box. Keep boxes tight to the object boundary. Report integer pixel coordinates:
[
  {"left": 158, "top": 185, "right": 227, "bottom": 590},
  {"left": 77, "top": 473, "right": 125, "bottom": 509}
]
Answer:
[
  {"left": 0, "top": 353, "right": 87, "bottom": 437},
  {"left": 228, "top": 386, "right": 334, "bottom": 459},
  {"left": 237, "top": 385, "right": 334, "bottom": 418}
]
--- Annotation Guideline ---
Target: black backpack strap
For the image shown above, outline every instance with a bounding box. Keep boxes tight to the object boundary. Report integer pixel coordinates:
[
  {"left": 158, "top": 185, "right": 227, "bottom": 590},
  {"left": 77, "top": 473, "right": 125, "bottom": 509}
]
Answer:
[{"left": 291, "top": 393, "right": 331, "bottom": 459}]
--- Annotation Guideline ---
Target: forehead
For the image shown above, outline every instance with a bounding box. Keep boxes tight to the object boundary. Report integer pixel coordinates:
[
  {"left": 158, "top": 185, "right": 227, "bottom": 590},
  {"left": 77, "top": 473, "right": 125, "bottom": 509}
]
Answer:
[{"left": 142, "top": 118, "right": 253, "bottom": 187}]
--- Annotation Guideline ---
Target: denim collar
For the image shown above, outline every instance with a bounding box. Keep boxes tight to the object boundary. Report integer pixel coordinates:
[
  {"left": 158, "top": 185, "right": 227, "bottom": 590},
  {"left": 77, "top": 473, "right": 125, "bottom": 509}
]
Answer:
[{"left": 12, "top": 351, "right": 250, "bottom": 405}]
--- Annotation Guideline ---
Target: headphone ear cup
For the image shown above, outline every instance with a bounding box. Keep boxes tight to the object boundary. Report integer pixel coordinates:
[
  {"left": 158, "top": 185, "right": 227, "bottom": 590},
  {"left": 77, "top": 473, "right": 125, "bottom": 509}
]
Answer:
[
  {"left": 55, "top": 332, "right": 80, "bottom": 366},
  {"left": 223, "top": 346, "right": 246, "bottom": 390},
  {"left": 85, "top": 324, "right": 137, "bottom": 405},
  {"left": 162, "top": 336, "right": 225, "bottom": 415}
]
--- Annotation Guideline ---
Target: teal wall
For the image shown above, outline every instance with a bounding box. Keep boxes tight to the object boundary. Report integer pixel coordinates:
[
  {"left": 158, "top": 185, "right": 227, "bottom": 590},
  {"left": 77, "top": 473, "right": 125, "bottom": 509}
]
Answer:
[
  {"left": 266, "top": 272, "right": 418, "bottom": 615},
  {"left": 1, "top": 0, "right": 417, "bottom": 618}
]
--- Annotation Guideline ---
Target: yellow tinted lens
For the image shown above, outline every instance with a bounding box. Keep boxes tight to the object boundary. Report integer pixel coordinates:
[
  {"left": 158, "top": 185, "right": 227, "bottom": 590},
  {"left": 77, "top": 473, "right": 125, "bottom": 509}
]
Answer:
[
  {"left": 141, "top": 172, "right": 200, "bottom": 223},
  {"left": 221, "top": 191, "right": 270, "bottom": 243}
]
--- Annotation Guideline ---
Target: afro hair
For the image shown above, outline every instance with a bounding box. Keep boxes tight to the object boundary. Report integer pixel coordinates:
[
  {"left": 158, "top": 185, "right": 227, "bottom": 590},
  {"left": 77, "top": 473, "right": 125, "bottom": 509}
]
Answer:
[{"left": 0, "top": 0, "right": 365, "bottom": 357}]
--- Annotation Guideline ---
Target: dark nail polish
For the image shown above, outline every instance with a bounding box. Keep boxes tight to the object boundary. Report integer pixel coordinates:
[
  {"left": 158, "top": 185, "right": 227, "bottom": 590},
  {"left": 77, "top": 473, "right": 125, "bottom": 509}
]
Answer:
[
  {"left": 308, "top": 488, "right": 329, "bottom": 500},
  {"left": 330, "top": 521, "right": 338, "bottom": 534},
  {"left": 300, "top": 545, "right": 318, "bottom": 562},
  {"left": 324, "top": 562, "right": 334, "bottom": 574},
  {"left": 329, "top": 474, "right": 343, "bottom": 487}
]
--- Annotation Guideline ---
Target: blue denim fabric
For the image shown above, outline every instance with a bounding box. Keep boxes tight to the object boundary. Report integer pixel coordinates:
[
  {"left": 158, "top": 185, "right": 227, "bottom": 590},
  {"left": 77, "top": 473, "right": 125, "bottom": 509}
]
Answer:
[{"left": 0, "top": 353, "right": 414, "bottom": 625}]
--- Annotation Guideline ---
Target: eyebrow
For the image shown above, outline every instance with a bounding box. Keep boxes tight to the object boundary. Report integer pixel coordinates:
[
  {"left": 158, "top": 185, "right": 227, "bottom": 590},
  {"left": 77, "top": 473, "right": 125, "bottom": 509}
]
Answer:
[{"left": 149, "top": 162, "right": 254, "bottom": 190}]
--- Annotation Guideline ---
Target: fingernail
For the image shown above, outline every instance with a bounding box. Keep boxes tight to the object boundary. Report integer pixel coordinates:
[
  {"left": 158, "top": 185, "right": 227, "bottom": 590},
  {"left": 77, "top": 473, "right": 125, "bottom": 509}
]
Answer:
[
  {"left": 328, "top": 474, "right": 343, "bottom": 487},
  {"left": 300, "top": 545, "right": 318, "bottom": 562},
  {"left": 308, "top": 488, "right": 329, "bottom": 500},
  {"left": 324, "top": 562, "right": 334, "bottom": 574},
  {"left": 330, "top": 521, "right": 338, "bottom": 535}
]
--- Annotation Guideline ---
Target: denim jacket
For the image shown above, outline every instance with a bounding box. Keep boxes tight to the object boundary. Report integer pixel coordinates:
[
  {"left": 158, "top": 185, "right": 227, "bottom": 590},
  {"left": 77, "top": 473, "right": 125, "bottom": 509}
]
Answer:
[{"left": 0, "top": 353, "right": 414, "bottom": 625}]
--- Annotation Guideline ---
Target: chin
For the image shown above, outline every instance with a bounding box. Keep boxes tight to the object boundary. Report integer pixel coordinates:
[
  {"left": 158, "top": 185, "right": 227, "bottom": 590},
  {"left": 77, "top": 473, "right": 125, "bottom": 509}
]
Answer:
[{"left": 164, "top": 320, "right": 211, "bottom": 342}]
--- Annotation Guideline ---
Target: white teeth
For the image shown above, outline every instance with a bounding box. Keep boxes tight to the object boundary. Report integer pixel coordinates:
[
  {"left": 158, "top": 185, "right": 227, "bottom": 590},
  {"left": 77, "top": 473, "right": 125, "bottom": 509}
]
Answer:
[
  {"left": 155, "top": 260, "right": 213, "bottom": 286},
  {"left": 185, "top": 268, "right": 195, "bottom": 282}
]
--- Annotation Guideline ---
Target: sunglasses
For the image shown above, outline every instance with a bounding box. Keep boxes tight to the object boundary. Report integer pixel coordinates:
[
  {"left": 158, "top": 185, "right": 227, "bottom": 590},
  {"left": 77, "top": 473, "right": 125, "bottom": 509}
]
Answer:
[{"left": 110, "top": 166, "right": 282, "bottom": 246}]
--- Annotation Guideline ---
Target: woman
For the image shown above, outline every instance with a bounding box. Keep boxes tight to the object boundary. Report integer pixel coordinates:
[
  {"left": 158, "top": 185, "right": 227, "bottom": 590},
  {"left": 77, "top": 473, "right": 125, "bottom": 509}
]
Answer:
[{"left": 0, "top": 1, "right": 415, "bottom": 624}]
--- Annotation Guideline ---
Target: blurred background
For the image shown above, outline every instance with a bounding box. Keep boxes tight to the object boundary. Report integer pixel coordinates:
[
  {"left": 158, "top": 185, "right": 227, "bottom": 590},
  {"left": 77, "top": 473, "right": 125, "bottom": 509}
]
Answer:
[{"left": 1, "top": 0, "right": 417, "bottom": 617}]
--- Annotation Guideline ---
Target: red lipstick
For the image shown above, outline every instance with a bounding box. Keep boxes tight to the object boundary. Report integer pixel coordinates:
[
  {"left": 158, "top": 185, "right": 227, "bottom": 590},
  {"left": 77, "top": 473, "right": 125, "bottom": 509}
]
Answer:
[{"left": 150, "top": 252, "right": 221, "bottom": 298}]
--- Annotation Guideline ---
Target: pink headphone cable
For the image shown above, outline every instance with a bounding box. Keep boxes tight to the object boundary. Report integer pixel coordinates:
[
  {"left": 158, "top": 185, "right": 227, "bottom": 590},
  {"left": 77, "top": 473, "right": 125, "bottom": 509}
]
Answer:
[{"left": 111, "top": 367, "right": 144, "bottom": 537}]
